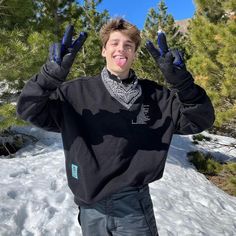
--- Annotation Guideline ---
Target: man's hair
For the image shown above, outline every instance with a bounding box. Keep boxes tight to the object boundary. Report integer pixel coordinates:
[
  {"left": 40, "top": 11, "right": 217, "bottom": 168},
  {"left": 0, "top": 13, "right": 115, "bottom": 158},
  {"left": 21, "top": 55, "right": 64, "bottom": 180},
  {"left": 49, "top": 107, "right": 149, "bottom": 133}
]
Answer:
[{"left": 99, "top": 18, "right": 141, "bottom": 51}]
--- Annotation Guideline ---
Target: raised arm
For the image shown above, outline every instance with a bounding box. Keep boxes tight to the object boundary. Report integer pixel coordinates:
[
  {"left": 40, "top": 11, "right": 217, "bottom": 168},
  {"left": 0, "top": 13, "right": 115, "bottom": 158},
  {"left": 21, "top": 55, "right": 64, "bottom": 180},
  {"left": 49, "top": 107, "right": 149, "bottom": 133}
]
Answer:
[
  {"left": 17, "top": 25, "right": 87, "bottom": 132},
  {"left": 146, "top": 31, "right": 215, "bottom": 134}
]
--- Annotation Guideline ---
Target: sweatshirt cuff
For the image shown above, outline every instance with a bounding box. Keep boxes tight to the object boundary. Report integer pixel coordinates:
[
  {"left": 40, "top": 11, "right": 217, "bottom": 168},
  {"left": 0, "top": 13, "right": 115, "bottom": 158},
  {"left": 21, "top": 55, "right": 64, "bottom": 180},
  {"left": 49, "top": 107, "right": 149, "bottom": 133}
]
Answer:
[
  {"left": 176, "top": 84, "right": 206, "bottom": 103},
  {"left": 35, "top": 64, "right": 64, "bottom": 90}
]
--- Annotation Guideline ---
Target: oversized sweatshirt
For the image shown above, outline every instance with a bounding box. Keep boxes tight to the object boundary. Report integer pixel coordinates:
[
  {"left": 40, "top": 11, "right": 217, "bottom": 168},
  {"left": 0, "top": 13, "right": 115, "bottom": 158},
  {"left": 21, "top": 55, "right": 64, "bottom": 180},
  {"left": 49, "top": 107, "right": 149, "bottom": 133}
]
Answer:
[{"left": 17, "top": 67, "right": 215, "bottom": 206}]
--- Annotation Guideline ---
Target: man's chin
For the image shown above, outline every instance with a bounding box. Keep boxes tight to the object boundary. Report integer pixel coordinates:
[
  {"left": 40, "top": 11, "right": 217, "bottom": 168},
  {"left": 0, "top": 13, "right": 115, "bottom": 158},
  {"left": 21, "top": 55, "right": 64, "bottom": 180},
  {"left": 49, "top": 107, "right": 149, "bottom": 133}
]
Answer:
[
  {"left": 115, "top": 64, "right": 130, "bottom": 72},
  {"left": 107, "top": 66, "right": 130, "bottom": 79}
]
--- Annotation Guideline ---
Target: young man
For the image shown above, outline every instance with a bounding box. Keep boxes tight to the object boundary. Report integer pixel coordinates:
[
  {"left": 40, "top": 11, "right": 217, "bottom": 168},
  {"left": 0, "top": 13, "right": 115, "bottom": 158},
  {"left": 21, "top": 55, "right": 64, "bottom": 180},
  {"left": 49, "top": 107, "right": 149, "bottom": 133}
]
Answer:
[{"left": 17, "top": 18, "right": 215, "bottom": 236}]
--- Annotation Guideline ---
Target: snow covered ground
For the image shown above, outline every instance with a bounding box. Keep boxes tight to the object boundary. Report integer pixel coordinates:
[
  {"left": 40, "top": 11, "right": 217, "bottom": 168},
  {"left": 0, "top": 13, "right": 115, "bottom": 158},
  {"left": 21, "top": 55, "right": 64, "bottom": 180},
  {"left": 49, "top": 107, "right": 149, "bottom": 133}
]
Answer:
[{"left": 0, "top": 126, "right": 236, "bottom": 236}]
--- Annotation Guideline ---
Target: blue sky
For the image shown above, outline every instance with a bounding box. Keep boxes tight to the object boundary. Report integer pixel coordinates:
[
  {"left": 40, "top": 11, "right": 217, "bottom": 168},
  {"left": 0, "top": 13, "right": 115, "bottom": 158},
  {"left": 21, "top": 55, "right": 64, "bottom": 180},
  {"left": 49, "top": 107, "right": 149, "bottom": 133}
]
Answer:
[{"left": 97, "top": 0, "right": 196, "bottom": 29}]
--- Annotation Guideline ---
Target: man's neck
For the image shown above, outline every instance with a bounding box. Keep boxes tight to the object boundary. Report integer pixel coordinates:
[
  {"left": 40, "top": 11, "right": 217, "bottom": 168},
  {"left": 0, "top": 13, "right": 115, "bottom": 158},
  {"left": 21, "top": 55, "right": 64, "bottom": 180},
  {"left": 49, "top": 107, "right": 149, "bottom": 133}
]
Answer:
[
  {"left": 106, "top": 68, "right": 129, "bottom": 80},
  {"left": 106, "top": 68, "right": 136, "bottom": 85}
]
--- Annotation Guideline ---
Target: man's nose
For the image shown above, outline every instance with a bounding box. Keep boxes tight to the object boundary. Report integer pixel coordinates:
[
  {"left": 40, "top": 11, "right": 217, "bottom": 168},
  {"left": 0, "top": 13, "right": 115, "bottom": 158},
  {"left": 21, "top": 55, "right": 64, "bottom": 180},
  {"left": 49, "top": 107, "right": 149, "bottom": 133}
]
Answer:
[{"left": 117, "top": 43, "right": 126, "bottom": 52}]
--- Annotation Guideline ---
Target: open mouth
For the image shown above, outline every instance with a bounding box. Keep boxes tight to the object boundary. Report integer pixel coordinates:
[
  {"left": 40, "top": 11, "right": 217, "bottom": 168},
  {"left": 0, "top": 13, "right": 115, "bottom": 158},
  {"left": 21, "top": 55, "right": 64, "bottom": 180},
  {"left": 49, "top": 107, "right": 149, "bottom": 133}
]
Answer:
[{"left": 113, "top": 55, "right": 127, "bottom": 67}]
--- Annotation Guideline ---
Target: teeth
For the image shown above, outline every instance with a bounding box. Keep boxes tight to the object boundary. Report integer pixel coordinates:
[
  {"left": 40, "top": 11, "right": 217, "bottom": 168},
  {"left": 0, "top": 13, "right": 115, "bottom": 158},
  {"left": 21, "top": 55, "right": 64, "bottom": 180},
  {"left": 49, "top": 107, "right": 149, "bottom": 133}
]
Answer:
[{"left": 114, "top": 56, "right": 125, "bottom": 59}]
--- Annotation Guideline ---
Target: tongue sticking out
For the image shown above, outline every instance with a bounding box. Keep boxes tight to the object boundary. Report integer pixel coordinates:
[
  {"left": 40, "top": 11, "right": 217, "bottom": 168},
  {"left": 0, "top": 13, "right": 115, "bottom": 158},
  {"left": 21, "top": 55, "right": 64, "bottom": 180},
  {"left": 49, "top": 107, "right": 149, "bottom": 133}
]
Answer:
[{"left": 114, "top": 57, "right": 127, "bottom": 67}]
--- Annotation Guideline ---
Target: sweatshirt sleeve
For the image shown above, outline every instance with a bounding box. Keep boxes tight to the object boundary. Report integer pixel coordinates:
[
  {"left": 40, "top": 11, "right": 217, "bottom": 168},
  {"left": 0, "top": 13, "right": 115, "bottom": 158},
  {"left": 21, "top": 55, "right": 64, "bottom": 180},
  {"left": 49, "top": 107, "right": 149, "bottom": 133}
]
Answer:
[
  {"left": 16, "top": 68, "right": 65, "bottom": 133},
  {"left": 171, "top": 83, "right": 215, "bottom": 135}
]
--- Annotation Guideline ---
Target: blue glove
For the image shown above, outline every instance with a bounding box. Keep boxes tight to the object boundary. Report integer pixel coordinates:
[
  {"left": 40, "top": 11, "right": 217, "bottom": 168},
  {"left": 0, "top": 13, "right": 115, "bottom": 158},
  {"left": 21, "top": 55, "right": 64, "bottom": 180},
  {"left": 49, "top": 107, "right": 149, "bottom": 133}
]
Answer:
[
  {"left": 43, "top": 25, "right": 87, "bottom": 82},
  {"left": 146, "top": 31, "right": 193, "bottom": 90}
]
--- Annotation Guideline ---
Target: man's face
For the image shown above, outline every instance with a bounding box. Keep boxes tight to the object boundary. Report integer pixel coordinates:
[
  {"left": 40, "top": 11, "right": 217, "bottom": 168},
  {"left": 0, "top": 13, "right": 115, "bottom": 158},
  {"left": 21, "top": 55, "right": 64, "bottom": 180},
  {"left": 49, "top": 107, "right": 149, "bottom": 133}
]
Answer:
[{"left": 102, "top": 31, "right": 136, "bottom": 79}]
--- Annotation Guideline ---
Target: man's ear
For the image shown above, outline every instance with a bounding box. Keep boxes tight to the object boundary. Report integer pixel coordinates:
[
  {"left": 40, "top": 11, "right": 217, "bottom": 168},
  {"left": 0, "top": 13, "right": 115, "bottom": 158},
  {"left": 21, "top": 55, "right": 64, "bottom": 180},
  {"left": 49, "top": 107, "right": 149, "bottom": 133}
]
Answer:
[
  {"left": 131, "top": 51, "right": 137, "bottom": 62},
  {"left": 101, "top": 47, "right": 106, "bottom": 57}
]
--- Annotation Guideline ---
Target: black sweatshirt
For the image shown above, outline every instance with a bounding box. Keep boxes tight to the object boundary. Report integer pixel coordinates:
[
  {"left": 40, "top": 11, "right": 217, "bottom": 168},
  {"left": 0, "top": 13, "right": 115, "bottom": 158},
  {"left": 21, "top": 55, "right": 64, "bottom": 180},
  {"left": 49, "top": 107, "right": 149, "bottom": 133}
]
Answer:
[{"left": 17, "top": 69, "right": 215, "bottom": 205}]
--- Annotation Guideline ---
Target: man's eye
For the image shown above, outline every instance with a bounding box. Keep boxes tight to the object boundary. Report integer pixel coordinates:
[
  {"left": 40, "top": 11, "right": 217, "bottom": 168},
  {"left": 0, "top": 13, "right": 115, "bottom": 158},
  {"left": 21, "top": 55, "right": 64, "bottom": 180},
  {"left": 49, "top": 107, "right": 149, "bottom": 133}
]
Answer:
[{"left": 125, "top": 45, "right": 133, "bottom": 50}]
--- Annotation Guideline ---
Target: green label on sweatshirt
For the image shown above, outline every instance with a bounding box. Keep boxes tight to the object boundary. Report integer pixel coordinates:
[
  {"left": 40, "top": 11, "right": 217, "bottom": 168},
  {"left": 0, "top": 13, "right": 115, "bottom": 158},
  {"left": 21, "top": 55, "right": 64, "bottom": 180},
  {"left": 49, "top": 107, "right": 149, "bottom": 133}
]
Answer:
[{"left": 71, "top": 164, "right": 79, "bottom": 179}]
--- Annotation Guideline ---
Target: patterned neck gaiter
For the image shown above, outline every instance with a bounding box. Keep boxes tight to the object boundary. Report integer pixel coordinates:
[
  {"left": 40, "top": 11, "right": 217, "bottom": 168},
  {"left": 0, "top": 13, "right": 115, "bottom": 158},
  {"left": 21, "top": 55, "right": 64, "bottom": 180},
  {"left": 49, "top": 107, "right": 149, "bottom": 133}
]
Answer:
[{"left": 101, "top": 67, "right": 142, "bottom": 109}]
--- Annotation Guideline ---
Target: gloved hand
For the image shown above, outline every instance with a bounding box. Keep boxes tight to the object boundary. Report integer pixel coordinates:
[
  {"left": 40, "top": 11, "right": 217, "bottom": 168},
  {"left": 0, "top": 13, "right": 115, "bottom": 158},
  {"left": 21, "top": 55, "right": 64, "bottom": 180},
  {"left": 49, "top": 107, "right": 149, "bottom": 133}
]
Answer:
[
  {"left": 145, "top": 31, "right": 193, "bottom": 90},
  {"left": 42, "top": 25, "right": 87, "bottom": 82}
]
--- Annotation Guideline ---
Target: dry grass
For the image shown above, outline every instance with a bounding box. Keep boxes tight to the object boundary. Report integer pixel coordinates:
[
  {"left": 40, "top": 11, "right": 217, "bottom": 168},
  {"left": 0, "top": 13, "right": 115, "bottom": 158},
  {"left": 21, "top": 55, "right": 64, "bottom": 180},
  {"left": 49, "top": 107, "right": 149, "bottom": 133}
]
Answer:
[{"left": 188, "top": 151, "right": 236, "bottom": 197}]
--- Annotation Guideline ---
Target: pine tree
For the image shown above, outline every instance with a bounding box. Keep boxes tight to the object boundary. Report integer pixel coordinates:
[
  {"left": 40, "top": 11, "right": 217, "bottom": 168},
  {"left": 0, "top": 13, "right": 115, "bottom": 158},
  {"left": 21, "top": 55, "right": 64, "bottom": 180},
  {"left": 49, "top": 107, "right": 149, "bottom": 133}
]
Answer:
[
  {"left": 143, "top": 0, "right": 183, "bottom": 49},
  {"left": 194, "top": 0, "right": 225, "bottom": 23},
  {"left": 0, "top": 0, "right": 36, "bottom": 30},
  {"left": 186, "top": 0, "right": 236, "bottom": 129},
  {"left": 33, "top": 0, "right": 80, "bottom": 38},
  {"left": 0, "top": 0, "right": 109, "bottom": 130},
  {"left": 133, "top": 0, "right": 184, "bottom": 83},
  {"left": 69, "top": 0, "right": 109, "bottom": 78}
]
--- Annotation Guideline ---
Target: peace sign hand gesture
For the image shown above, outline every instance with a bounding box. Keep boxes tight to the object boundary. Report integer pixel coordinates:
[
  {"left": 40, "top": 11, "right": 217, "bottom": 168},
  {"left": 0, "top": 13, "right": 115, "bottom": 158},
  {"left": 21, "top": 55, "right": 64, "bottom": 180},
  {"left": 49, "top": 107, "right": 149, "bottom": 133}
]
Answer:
[
  {"left": 146, "top": 31, "right": 193, "bottom": 90},
  {"left": 43, "top": 25, "right": 87, "bottom": 82}
]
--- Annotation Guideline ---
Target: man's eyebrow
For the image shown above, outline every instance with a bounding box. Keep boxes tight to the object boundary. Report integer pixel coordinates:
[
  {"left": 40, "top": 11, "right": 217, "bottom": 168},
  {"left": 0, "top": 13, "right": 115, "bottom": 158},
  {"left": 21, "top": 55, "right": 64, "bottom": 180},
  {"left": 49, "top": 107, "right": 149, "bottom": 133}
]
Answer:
[
  {"left": 125, "top": 40, "right": 135, "bottom": 44},
  {"left": 109, "top": 39, "right": 134, "bottom": 44}
]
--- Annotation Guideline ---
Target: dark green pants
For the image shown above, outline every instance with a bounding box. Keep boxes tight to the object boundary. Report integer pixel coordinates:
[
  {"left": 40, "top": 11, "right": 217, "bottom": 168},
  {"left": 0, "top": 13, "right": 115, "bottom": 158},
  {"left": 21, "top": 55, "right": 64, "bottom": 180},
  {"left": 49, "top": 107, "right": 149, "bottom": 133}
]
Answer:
[{"left": 78, "top": 185, "right": 158, "bottom": 236}]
